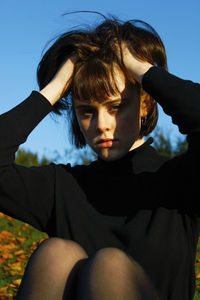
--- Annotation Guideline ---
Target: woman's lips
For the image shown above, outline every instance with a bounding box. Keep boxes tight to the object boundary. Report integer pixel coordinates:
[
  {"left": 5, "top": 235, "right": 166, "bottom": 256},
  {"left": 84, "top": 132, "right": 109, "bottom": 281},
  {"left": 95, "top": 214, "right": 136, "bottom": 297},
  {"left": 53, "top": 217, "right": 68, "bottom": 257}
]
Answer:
[{"left": 96, "top": 139, "right": 117, "bottom": 148}]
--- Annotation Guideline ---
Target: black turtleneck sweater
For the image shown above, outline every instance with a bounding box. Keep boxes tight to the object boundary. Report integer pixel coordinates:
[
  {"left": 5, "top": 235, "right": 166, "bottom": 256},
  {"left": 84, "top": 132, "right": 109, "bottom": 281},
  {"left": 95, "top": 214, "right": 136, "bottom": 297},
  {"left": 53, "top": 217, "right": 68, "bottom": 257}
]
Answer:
[{"left": 0, "top": 67, "right": 200, "bottom": 300}]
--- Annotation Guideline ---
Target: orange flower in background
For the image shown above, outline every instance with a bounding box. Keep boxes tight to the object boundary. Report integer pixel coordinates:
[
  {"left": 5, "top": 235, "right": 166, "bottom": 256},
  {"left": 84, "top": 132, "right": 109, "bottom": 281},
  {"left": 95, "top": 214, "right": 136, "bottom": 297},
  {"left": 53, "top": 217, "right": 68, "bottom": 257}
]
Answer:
[
  {"left": 0, "top": 286, "right": 8, "bottom": 294},
  {"left": 0, "top": 230, "right": 13, "bottom": 241},
  {"left": 0, "top": 212, "right": 48, "bottom": 298}
]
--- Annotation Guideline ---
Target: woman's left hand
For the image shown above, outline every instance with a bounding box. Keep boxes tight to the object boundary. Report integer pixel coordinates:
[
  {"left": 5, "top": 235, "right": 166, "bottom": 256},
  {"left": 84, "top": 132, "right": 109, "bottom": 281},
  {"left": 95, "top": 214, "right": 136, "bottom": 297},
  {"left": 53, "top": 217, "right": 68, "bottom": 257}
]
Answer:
[{"left": 115, "top": 42, "right": 153, "bottom": 82}]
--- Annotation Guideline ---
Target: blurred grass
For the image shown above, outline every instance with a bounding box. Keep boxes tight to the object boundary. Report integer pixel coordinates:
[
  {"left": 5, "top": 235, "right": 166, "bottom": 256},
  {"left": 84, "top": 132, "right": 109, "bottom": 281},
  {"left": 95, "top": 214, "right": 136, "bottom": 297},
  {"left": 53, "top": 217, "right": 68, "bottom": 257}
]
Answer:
[
  {"left": 0, "top": 212, "right": 200, "bottom": 298},
  {"left": 0, "top": 213, "right": 47, "bottom": 298}
]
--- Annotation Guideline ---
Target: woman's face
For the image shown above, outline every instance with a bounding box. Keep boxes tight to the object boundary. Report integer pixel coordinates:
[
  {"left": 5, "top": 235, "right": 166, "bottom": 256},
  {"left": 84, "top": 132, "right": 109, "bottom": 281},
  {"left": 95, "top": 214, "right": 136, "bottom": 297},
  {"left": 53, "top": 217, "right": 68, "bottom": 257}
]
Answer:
[{"left": 74, "top": 69, "right": 147, "bottom": 161}]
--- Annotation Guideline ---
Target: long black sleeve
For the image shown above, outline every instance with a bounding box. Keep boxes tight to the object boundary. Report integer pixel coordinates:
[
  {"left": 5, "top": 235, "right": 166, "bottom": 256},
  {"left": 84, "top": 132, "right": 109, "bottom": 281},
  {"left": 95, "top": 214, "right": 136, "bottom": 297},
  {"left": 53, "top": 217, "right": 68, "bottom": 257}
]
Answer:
[
  {"left": 0, "top": 92, "right": 55, "bottom": 231},
  {"left": 142, "top": 66, "right": 200, "bottom": 134},
  {"left": 142, "top": 67, "right": 200, "bottom": 215},
  {"left": 0, "top": 91, "right": 52, "bottom": 165}
]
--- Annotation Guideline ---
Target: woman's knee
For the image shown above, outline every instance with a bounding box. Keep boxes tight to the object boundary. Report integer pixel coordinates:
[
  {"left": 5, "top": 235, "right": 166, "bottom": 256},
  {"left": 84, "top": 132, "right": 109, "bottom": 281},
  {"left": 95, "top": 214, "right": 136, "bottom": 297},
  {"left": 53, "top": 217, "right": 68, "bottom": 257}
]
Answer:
[
  {"left": 78, "top": 247, "right": 138, "bottom": 284},
  {"left": 31, "top": 238, "right": 88, "bottom": 271},
  {"left": 39, "top": 238, "right": 87, "bottom": 258},
  {"left": 77, "top": 248, "right": 159, "bottom": 300},
  {"left": 16, "top": 238, "right": 88, "bottom": 299},
  {"left": 80, "top": 247, "right": 157, "bottom": 288},
  {"left": 90, "top": 248, "right": 155, "bottom": 287},
  {"left": 89, "top": 247, "right": 135, "bottom": 273}
]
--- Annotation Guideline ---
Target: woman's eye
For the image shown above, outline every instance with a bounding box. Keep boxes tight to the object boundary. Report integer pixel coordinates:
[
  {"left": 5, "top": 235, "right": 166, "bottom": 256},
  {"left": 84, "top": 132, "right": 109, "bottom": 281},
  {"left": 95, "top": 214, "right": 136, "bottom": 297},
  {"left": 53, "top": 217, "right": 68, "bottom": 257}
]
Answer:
[
  {"left": 112, "top": 105, "right": 120, "bottom": 110},
  {"left": 110, "top": 103, "right": 123, "bottom": 112},
  {"left": 80, "top": 108, "right": 94, "bottom": 117}
]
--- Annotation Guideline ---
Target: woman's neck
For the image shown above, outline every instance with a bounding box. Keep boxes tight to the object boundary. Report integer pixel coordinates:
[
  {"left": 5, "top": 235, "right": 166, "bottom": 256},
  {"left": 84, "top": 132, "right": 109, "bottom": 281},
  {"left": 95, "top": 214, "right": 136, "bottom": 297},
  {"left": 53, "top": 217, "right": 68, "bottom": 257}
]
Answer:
[{"left": 129, "top": 138, "right": 145, "bottom": 151}]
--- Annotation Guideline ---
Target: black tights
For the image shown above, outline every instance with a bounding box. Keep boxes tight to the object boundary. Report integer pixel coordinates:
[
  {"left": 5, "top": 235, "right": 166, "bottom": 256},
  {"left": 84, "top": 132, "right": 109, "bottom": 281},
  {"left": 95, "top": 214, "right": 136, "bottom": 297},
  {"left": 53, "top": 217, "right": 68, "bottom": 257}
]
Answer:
[{"left": 15, "top": 238, "right": 159, "bottom": 300}]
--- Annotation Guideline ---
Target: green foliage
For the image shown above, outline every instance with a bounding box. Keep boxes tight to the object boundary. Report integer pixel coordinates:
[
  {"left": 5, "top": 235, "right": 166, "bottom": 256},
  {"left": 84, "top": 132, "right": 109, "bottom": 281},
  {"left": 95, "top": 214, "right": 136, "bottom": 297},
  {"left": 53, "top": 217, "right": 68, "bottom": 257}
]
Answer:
[
  {"left": 152, "top": 127, "right": 188, "bottom": 157},
  {"left": 194, "top": 290, "right": 200, "bottom": 300},
  {"left": 55, "top": 145, "right": 97, "bottom": 166},
  {"left": 15, "top": 149, "right": 50, "bottom": 166}
]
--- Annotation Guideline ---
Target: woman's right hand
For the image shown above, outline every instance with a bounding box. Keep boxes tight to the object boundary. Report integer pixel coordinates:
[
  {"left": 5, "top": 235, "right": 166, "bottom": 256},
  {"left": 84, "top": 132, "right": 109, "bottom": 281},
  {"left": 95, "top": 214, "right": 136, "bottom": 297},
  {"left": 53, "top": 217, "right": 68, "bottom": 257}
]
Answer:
[{"left": 39, "top": 55, "right": 77, "bottom": 106}]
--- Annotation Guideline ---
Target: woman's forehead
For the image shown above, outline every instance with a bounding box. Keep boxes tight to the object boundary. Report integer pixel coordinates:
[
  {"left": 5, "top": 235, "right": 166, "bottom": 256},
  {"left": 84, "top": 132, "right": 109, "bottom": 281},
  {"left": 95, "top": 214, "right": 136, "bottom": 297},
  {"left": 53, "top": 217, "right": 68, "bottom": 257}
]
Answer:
[{"left": 73, "top": 81, "right": 137, "bottom": 107}]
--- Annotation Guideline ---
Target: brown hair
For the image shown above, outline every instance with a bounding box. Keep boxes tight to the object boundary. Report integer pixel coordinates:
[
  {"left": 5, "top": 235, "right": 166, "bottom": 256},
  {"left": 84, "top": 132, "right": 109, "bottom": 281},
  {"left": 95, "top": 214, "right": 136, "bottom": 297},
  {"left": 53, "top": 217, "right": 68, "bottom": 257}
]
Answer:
[{"left": 37, "top": 16, "right": 168, "bottom": 148}]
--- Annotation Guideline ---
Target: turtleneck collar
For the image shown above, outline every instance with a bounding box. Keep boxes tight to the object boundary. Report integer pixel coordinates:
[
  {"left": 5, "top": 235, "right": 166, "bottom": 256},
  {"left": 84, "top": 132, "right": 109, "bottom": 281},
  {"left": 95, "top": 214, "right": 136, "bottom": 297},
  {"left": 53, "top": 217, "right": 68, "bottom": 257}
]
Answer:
[
  {"left": 97, "top": 137, "right": 153, "bottom": 164},
  {"left": 95, "top": 137, "right": 168, "bottom": 175}
]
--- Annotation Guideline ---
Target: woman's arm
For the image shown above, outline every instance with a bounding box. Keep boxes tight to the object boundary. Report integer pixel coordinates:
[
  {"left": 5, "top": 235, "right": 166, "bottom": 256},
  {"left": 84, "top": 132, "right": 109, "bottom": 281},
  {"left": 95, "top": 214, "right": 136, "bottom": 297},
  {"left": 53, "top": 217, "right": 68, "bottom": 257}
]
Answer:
[
  {"left": 142, "top": 67, "right": 200, "bottom": 134},
  {"left": 0, "top": 92, "right": 55, "bottom": 231},
  {"left": 0, "top": 57, "right": 76, "bottom": 232},
  {"left": 0, "top": 92, "right": 52, "bottom": 166},
  {"left": 121, "top": 43, "right": 200, "bottom": 134},
  {"left": 122, "top": 46, "right": 200, "bottom": 215}
]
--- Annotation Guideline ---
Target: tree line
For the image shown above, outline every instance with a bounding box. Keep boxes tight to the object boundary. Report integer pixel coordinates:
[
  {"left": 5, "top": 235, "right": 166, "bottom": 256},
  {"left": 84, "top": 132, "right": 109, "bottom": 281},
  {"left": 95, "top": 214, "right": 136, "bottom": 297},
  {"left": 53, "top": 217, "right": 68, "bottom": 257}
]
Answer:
[{"left": 15, "top": 129, "right": 188, "bottom": 167}]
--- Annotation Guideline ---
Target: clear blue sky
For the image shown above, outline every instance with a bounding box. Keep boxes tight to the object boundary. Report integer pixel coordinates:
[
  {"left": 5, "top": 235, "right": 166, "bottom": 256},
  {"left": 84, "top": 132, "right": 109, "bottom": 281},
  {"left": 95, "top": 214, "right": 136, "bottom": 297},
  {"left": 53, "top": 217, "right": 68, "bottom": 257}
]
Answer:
[{"left": 0, "top": 0, "right": 200, "bottom": 163}]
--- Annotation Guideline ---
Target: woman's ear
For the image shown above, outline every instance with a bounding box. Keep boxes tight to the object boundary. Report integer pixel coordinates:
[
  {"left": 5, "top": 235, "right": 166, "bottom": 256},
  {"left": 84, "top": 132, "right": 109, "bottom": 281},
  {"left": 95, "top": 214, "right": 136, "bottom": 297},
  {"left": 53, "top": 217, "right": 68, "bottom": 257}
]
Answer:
[{"left": 139, "top": 90, "right": 152, "bottom": 118}]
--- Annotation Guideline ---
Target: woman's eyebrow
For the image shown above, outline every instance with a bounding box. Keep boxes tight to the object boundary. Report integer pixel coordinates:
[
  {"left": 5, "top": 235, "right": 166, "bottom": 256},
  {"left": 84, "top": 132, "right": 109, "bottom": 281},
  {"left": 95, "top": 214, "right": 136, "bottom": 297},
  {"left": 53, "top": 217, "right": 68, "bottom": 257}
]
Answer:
[
  {"left": 104, "top": 98, "right": 128, "bottom": 105},
  {"left": 103, "top": 97, "right": 129, "bottom": 105},
  {"left": 74, "top": 98, "right": 128, "bottom": 109},
  {"left": 74, "top": 103, "right": 95, "bottom": 110}
]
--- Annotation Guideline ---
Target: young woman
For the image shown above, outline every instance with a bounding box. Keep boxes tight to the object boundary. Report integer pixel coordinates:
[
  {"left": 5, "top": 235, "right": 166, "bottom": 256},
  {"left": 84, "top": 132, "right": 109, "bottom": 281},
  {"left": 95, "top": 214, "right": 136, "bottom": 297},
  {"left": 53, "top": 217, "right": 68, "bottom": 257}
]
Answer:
[{"left": 0, "top": 17, "right": 200, "bottom": 300}]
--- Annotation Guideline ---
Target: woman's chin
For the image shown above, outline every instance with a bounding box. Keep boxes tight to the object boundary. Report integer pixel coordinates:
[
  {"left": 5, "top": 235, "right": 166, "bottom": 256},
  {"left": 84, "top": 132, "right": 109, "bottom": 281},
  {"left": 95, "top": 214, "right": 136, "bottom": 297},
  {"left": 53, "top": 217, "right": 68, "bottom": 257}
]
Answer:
[{"left": 96, "top": 148, "right": 126, "bottom": 162}]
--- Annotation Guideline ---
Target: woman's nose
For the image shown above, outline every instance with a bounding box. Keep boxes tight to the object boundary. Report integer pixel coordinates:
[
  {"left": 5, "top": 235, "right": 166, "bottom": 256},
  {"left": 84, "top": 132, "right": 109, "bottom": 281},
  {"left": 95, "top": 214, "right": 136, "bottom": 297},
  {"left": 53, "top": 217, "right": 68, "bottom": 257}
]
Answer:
[{"left": 96, "top": 110, "right": 112, "bottom": 133}]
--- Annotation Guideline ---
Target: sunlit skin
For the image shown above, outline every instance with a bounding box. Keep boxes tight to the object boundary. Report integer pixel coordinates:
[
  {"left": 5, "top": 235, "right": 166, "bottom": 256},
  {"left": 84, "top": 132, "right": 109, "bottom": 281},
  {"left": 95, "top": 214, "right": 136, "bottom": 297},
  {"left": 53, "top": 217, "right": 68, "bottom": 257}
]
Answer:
[
  {"left": 40, "top": 45, "right": 153, "bottom": 161},
  {"left": 74, "top": 68, "right": 148, "bottom": 161}
]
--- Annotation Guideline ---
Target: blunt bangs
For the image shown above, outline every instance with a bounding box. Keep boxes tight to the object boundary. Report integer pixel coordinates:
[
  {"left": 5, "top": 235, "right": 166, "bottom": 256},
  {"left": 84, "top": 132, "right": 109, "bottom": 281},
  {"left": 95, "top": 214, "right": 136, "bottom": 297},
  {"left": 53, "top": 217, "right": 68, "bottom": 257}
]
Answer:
[{"left": 71, "top": 59, "right": 122, "bottom": 103}]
